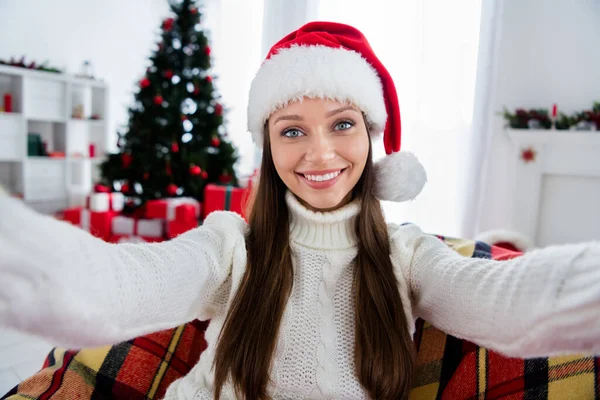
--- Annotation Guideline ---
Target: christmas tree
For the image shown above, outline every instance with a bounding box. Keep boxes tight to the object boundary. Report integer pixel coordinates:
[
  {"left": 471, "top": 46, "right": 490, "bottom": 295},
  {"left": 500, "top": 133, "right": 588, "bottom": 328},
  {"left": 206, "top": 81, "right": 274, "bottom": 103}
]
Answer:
[{"left": 100, "top": 0, "right": 238, "bottom": 210}]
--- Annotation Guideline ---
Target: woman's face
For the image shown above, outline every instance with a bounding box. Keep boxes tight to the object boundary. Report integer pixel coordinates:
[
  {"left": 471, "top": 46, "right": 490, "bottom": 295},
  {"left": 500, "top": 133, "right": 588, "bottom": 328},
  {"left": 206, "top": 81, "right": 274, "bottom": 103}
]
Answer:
[{"left": 268, "top": 98, "right": 370, "bottom": 211}]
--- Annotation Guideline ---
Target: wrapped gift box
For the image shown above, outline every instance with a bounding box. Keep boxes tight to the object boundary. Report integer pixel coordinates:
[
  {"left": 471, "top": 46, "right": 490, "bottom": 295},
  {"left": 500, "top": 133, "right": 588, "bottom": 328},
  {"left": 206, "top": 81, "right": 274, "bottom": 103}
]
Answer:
[
  {"left": 88, "top": 192, "right": 125, "bottom": 213},
  {"left": 203, "top": 184, "right": 249, "bottom": 219},
  {"left": 145, "top": 197, "right": 201, "bottom": 221},
  {"left": 166, "top": 204, "right": 199, "bottom": 239},
  {"left": 112, "top": 216, "right": 164, "bottom": 239},
  {"left": 62, "top": 207, "right": 113, "bottom": 240}
]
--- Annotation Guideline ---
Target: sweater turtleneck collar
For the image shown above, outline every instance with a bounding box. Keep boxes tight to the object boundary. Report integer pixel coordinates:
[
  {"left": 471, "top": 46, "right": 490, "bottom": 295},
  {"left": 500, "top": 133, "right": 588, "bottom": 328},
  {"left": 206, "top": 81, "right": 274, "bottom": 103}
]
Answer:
[{"left": 285, "top": 191, "right": 360, "bottom": 250}]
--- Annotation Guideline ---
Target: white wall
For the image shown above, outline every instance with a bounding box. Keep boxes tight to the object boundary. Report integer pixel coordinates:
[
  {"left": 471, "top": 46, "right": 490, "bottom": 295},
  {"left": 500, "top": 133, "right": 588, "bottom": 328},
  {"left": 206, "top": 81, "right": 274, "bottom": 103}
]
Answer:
[
  {"left": 0, "top": 0, "right": 171, "bottom": 152},
  {"left": 477, "top": 0, "right": 600, "bottom": 234}
]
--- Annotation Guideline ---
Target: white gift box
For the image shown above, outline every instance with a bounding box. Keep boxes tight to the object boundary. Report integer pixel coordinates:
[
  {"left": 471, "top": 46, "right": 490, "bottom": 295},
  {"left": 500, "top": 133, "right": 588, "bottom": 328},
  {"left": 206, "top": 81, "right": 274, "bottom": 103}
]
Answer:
[
  {"left": 89, "top": 192, "right": 125, "bottom": 213},
  {"left": 112, "top": 216, "right": 164, "bottom": 238}
]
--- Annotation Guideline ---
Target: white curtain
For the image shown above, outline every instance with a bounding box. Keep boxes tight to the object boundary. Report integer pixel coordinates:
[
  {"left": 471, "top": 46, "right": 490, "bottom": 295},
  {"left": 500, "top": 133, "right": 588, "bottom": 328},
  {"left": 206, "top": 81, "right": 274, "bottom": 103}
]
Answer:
[
  {"left": 201, "top": 0, "right": 265, "bottom": 177},
  {"left": 312, "top": 0, "right": 483, "bottom": 236},
  {"left": 458, "top": 0, "right": 504, "bottom": 239}
]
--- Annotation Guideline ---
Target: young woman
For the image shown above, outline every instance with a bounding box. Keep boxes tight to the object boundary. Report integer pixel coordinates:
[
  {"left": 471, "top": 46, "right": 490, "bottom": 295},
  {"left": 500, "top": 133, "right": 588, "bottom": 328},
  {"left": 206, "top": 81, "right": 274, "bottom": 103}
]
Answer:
[{"left": 1, "top": 22, "right": 599, "bottom": 400}]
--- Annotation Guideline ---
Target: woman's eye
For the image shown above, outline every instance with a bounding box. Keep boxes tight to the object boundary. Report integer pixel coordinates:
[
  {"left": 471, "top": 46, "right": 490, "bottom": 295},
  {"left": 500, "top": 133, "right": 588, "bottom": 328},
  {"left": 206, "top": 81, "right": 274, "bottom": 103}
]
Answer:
[
  {"left": 334, "top": 121, "right": 355, "bottom": 131},
  {"left": 282, "top": 129, "right": 304, "bottom": 138}
]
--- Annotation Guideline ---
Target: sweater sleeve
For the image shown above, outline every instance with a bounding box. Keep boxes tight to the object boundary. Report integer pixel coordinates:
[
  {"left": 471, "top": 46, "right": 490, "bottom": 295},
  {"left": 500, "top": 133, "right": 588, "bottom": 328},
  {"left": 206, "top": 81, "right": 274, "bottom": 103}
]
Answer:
[
  {"left": 0, "top": 190, "right": 246, "bottom": 348},
  {"left": 389, "top": 223, "right": 600, "bottom": 358}
]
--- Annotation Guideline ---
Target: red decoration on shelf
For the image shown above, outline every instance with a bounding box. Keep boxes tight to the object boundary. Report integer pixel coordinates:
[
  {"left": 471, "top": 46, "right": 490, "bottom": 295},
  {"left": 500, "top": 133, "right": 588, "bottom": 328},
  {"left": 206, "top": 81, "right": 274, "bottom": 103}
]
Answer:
[
  {"left": 122, "top": 154, "right": 132, "bottom": 168},
  {"left": 171, "top": 142, "right": 179, "bottom": 152},
  {"left": 214, "top": 103, "right": 223, "bottom": 116},
  {"left": 201, "top": 171, "right": 208, "bottom": 179},
  {"left": 3, "top": 93, "right": 13, "bottom": 113},
  {"left": 552, "top": 104, "right": 558, "bottom": 118},
  {"left": 94, "top": 183, "right": 111, "bottom": 193},
  {"left": 521, "top": 147, "right": 537, "bottom": 163},
  {"left": 154, "top": 95, "right": 164, "bottom": 105},
  {"left": 167, "top": 184, "right": 179, "bottom": 196},
  {"left": 163, "top": 18, "right": 175, "bottom": 32},
  {"left": 206, "top": 76, "right": 212, "bottom": 83},
  {"left": 211, "top": 136, "right": 220, "bottom": 147},
  {"left": 165, "top": 70, "right": 174, "bottom": 80},
  {"left": 89, "top": 143, "right": 96, "bottom": 158},
  {"left": 190, "top": 165, "right": 201, "bottom": 176},
  {"left": 140, "top": 78, "right": 151, "bottom": 89},
  {"left": 204, "top": 46, "right": 211, "bottom": 56},
  {"left": 121, "top": 183, "right": 130, "bottom": 193}
]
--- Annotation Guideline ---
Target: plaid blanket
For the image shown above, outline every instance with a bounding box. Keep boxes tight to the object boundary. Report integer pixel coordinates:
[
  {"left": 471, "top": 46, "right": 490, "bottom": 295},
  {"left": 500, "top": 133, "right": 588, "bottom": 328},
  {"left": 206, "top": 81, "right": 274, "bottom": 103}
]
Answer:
[
  {"left": 2, "top": 237, "right": 599, "bottom": 400},
  {"left": 410, "top": 237, "right": 600, "bottom": 400}
]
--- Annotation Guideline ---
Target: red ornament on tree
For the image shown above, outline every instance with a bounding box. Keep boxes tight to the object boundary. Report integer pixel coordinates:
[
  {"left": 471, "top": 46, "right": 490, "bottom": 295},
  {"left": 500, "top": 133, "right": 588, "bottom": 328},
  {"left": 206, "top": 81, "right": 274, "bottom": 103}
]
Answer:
[
  {"left": 193, "top": 85, "right": 200, "bottom": 95},
  {"left": 164, "top": 70, "right": 174, "bottom": 80},
  {"left": 206, "top": 76, "right": 212, "bottom": 83},
  {"left": 204, "top": 46, "right": 211, "bottom": 56},
  {"left": 521, "top": 147, "right": 537, "bottom": 163},
  {"left": 171, "top": 142, "right": 179, "bottom": 152},
  {"left": 143, "top": 172, "right": 150, "bottom": 180},
  {"left": 163, "top": 18, "right": 175, "bottom": 32},
  {"left": 215, "top": 103, "right": 223, "bottom": 116},
  {"left": 218, "top": 173, "right": 232, "bottom": 184},
  {"left": 166, "top": 161, "right": 172, "bottom": 176},
  {"left": 154, "top": 95, "right": 164, "bottom": 105},
  {"left": 190, "top": 7, "right": 198, "bottom": 14},
  {"left": 122, "top": 154, "right": 132, "bottom": 168},
  {"left": 181, "top": 115, "right": 188, "bottom": 121},
  {"left": 211, "top": 136, "right": 220, "bottom": 147},
  {"left": 140, "top": 78, "right": 151, "bottom": 89},
  {"left": 121, "top": 183, "right": 130, "bottom": 193},
  {"left": 189, "top": 165, "right": 201, "bottom": 176},
  {"left": 167, "top": 183, "right": 178, "bottom": 196},
  {"left": 201, "top": 171, "right": 208, "bottom": 179}
]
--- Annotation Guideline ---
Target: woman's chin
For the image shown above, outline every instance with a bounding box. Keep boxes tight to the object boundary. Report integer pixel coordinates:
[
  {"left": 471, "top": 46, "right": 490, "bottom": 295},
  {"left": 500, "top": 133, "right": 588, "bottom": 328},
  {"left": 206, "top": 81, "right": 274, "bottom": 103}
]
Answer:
[{"left": 296, "top": 191, "right": 352, "bottom": 212}]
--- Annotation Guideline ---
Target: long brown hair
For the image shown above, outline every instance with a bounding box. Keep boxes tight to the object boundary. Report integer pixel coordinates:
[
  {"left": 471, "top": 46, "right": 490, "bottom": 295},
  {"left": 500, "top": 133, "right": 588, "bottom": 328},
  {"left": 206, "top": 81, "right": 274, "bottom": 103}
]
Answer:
[{"left": 213, "top": 121, "right": 415, "bottom": 399}]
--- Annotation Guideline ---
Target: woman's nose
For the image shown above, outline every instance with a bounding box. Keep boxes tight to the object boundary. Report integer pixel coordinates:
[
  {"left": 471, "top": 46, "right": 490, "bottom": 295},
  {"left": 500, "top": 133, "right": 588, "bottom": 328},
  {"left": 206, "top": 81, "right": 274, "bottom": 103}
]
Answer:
[{"left": 304, "top": 133, "right": 336, "bottom": 164}]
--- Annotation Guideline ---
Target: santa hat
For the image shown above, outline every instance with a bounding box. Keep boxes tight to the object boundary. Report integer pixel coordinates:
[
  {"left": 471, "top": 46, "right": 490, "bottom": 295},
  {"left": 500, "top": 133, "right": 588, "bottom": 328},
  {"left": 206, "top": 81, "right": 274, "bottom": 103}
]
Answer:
[{"left": 247, "top": 21, "right": 427, "bottom": 202}]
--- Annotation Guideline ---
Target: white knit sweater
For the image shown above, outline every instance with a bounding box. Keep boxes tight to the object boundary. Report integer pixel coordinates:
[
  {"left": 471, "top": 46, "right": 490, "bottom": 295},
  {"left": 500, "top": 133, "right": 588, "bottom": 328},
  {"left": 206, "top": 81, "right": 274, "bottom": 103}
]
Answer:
[{"left": 0, "top": 189, "right": 599, "bottom": 399}]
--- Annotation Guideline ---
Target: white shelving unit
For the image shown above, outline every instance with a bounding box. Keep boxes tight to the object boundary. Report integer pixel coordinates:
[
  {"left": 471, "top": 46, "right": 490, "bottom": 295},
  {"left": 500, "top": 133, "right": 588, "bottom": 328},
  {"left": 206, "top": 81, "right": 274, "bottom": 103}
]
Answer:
[{"left": 0, "top": 65, "right": 109, "bottom": 214}]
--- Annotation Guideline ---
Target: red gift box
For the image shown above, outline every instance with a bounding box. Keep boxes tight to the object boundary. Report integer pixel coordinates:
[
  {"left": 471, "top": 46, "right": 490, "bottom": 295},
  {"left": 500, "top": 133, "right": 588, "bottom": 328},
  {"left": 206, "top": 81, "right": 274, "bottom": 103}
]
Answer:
[
  {"left": 203, "top": 184, "right": 249, "bottom": 220},
  {"left": 166, "top": 204, "right": 199, "bottom": 239},
  {"left": 145, "top": 197, "right": 201, "bottom": 220},
  {"left": 62, "top": 207, "right": 113, "bottom": 241}
]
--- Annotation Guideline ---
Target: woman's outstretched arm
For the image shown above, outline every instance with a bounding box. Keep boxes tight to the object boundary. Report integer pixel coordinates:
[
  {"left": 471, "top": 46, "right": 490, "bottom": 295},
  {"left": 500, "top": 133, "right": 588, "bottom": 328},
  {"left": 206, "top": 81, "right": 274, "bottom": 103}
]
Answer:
[
  {"left": 390, "top": 223, "right": 600, "bottom": 358},
  {"left": 0, "top": 189, "right": 246, "bottom": 348}
]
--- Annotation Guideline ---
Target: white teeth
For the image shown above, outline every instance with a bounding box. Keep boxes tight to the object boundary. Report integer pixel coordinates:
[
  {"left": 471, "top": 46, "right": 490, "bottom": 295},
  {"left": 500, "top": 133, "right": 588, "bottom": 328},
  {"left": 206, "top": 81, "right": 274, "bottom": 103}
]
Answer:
[{"left": 303, "top": 170, "right": 341, "bottom": 182}]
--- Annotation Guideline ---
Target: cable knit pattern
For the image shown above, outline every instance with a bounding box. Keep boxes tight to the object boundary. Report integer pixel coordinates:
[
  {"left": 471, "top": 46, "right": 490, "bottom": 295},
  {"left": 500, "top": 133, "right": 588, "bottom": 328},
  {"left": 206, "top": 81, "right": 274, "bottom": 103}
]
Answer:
[{"left": 1, "top": 188, "right": 600, "bottom": 399}]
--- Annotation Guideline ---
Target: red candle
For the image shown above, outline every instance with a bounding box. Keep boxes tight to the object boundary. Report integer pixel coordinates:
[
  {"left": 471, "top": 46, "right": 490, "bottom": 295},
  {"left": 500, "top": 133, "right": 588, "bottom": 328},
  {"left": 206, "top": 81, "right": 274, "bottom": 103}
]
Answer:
[
  {"left": 89, "top": 143, "right": 96, "bottom": 158},
  {"left": 3, "top": 93, "right": 12, "bottom": 113},
  {"left": 552, "top": 104, "right": 557, "bottom": 118}
]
